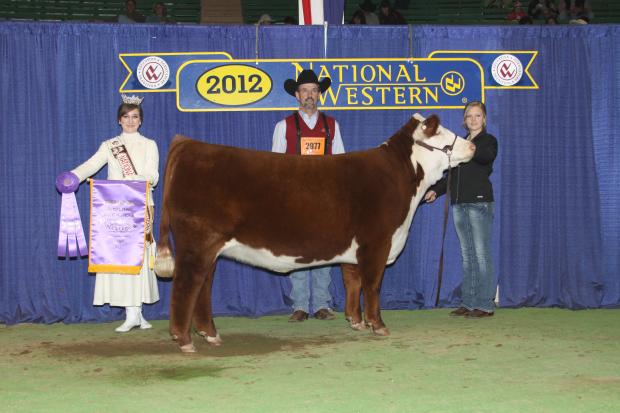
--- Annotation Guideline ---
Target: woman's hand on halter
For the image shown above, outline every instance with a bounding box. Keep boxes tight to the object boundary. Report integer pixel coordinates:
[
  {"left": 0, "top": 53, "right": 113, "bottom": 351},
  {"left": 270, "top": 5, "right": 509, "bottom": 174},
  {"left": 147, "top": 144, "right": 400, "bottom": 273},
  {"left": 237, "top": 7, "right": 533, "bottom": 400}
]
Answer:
[{"left": 424, "top": 190, "right": 437, "bottom": 203}]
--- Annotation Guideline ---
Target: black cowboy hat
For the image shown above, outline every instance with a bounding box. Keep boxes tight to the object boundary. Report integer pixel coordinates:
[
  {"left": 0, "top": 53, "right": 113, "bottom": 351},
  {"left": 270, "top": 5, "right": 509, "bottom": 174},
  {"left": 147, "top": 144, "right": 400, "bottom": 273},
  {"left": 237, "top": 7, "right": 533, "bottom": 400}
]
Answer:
[
  {"left": 359, "top": 0, "right": 377, "bottom": 12},
  {"left": 284, "top": 69, "right": 332, "bottom": 96}
]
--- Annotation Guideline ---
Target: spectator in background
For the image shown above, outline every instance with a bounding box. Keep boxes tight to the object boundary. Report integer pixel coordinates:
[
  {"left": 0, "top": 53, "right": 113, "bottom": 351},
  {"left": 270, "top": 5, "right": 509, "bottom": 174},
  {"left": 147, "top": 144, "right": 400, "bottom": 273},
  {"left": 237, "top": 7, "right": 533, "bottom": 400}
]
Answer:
[
  {"left": 118, "top": 0, "right": 145, "bottom": 23},
  {"left": 570, "top": 0, "right": 593, "bottom": 22},
  {"left": 257, "top": 14, "right": 274, "bottom": 25},
  {"left": 519, "top": 14, "right": 534, "bottom": 24},
  {"left": 358, "top": 0, "right": 380, "bottom": 25},
  {"left": 349, "top": 9, "right": 367, "bottom": 24},
  {"left": 146, "top": 2, "right": 174, "bottom": 23},
  {"left": 527, "top": 0, "right": 546, "bottom": 19},
  {"left": 557, "top": 0, "right": 592, "bottom": 23},
  {"left": 557, "top": 0, "right": 571, "bottom": 22},
  {"left": 506, "top": 1, "right": 527, "bottom": 23},
  {"left": 528, "top": 0, "right": 559, "bottom": 21},
  {"left": 283, "top": 15, "right": 297, "bottom": 25},
  {"left": 378, "top": 0, "right": 406, "bottom": 24},
  {"left": 544, "top": 0, "right": 559, "bottom": 18},
  {"left": 569, "top": 15, "right": 589, "bottom": 24}
]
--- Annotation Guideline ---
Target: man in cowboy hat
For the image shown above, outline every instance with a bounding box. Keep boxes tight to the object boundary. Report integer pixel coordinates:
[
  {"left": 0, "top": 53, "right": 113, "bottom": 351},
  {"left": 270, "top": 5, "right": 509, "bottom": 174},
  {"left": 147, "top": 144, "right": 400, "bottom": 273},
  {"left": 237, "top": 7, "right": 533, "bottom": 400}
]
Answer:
[{"left": 271, "top": 68, "right": 346, "bottom": 322}]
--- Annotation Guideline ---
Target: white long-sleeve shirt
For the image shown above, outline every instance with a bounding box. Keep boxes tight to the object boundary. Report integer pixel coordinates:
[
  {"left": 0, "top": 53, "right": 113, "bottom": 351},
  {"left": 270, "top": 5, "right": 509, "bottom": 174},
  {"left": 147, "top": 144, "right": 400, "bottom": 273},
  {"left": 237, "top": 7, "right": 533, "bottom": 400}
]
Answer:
[
  {"left": 71, "top": 132, "right": 159, "bottom": 205},
  {"left": 271, "top": 111, "right": 345, "bottom": 154}
]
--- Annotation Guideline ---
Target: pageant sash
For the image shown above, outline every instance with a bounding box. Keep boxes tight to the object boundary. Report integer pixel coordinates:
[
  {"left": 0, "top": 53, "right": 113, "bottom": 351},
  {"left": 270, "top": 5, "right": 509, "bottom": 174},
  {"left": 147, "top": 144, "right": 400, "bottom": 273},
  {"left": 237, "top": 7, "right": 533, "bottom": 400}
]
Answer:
[
  {"left": 57, "top": 171, "right": 88, "bottom": 257},
  {"left": 108, "top": 138, "right": 138, "bottom": 178},
  {"left": 88, "top": 179, "right": 148, "bottom": 274}
]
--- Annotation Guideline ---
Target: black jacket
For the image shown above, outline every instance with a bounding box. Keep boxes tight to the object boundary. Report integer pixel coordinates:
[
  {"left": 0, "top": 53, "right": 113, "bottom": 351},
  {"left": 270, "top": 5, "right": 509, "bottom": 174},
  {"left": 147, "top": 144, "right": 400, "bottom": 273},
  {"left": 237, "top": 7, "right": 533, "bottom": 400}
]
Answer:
[{"left": 430, "top": 131, "right": 498, "bottom": 204}]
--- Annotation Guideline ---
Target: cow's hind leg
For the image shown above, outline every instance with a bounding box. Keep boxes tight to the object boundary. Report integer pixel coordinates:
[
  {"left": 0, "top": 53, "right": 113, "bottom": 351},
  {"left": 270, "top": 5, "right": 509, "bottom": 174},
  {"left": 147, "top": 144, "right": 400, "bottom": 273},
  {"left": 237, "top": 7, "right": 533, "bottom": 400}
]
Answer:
[
  {"left": 193, "top": 263, "right": 222, "bottom": 346},
  {"left": 357, "top": 245, "right": 390, "bottom": 336},
  {"left": 341, "top": 264, "right": 366, "bottom": 331},
  {"left": 169, "top": 251, "right": 216, "bottom": 353}
]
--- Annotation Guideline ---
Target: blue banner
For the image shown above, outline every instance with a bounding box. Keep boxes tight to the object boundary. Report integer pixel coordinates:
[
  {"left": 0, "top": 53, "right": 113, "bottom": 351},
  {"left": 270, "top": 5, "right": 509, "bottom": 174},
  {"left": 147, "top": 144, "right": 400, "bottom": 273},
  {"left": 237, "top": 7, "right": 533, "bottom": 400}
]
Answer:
[{"left": 119, "top": 51, "right": 538, "bottom": 111}]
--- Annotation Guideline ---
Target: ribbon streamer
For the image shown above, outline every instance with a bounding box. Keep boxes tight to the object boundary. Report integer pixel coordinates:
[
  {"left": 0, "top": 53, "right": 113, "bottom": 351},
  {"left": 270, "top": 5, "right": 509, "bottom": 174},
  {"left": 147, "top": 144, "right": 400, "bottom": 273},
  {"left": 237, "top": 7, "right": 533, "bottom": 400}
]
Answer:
[{"left": 57, "top": 192, "right": 88, "bottom": 257}]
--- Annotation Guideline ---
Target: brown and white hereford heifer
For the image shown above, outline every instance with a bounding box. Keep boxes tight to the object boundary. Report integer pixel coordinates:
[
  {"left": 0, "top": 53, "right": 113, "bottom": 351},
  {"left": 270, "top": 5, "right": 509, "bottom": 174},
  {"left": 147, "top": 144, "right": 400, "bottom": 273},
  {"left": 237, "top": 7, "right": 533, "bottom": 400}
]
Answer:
[{"left": 155, "top": 113, "right": 475, "bottom": 352}]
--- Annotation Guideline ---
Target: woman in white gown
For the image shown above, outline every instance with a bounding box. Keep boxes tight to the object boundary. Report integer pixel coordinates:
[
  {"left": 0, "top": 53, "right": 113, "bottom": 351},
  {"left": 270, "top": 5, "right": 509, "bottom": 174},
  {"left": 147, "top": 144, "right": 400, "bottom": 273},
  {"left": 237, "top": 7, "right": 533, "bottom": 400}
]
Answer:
[{"left": 70, "top": 95, "right": 159, "bottom": 332}]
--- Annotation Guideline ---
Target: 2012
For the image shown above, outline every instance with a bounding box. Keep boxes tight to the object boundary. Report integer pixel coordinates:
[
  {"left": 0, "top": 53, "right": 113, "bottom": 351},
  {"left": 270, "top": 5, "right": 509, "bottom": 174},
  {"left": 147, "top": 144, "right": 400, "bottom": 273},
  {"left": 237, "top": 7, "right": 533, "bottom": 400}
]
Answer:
[{"left": 203, "top": 74, "right": 263, "bottom": 94}]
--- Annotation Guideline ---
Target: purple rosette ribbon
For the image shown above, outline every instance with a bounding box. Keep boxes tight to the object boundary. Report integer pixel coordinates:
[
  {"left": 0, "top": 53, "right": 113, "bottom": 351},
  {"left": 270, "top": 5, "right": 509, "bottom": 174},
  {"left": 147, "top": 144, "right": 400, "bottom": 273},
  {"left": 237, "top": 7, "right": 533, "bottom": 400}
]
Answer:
[
  {"left": 56, "top": 172, "right": 87, "bottom": 257},
  {"left": 56, "top": 171, "right": 79, "bottom": 193}
]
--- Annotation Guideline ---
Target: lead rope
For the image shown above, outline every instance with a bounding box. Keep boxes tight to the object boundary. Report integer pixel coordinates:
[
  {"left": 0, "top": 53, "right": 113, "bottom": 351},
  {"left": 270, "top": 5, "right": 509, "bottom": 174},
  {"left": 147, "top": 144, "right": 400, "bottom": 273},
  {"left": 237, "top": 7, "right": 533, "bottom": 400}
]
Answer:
[{"left": 435, "top": 158, "right": 453, "bottom": 307}]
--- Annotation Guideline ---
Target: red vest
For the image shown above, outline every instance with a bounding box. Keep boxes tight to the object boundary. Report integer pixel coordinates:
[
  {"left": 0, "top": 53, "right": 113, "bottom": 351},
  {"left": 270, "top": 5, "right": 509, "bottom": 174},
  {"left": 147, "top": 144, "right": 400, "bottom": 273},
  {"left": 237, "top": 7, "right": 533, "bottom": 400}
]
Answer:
[{"left": 284, "top": 112, "right": 336, "bottom": 155}]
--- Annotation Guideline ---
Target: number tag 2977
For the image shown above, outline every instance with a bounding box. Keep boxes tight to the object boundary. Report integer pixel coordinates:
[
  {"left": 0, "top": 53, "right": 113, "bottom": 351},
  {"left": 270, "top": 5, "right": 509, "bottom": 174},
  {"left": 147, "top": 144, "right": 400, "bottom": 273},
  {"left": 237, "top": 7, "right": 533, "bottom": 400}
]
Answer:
[{"left": 300, "top": 137, "right": 325, "bottom": 155}]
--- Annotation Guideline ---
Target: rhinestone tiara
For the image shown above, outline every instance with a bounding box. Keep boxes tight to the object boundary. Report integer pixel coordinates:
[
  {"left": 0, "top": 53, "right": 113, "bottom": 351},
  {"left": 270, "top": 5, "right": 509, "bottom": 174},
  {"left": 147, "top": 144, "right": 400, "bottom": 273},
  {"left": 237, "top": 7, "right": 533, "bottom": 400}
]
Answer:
[{"left": 121, "top": 94, "right": 144, "bottom": 105}]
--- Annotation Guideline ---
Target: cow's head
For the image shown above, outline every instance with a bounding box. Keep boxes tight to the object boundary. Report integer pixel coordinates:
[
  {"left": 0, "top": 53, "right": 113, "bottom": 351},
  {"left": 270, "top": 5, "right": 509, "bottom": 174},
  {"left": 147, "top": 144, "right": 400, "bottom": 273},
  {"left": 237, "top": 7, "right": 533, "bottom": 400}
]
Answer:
[{"left": 411, "top": 113, "right": 475, "bottom": 169}]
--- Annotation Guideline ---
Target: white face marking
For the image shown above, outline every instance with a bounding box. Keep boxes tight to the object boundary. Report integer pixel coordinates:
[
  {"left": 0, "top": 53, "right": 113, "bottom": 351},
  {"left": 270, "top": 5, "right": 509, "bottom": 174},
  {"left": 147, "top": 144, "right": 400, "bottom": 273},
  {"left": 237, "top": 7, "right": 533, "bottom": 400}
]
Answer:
[
  {"left": 218, "top": 238, "right": 360, "bottom": 273},
  {"left": 411, "top": 115, "right": 475, "bottom": 177}
]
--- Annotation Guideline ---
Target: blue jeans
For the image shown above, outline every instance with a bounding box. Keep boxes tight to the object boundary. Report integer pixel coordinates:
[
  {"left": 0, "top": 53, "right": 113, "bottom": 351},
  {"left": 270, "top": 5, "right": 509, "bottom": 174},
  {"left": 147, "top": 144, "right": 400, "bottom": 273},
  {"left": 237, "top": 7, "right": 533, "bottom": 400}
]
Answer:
[
  {"left": 289, "top": 266, "right": 332, "bottom": 313},
  {"left": 452, "top": 202, "right": 495, "bottom": 313}
]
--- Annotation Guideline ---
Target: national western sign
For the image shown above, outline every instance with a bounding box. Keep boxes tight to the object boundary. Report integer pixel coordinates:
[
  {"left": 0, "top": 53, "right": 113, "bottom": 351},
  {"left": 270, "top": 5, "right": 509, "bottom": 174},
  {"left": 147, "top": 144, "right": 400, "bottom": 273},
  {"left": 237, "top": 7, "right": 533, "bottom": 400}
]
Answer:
[{"left": 119, "top": 51, "right": 537, "bottom": 112}]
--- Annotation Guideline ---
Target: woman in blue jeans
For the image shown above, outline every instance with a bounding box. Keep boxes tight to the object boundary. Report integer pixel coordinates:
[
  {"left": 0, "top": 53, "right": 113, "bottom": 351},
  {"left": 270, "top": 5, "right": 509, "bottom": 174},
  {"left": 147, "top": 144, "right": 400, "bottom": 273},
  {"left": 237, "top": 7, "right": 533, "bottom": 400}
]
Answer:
[{"left": 425, "top": 101, "right": 498, "bottom": 318}]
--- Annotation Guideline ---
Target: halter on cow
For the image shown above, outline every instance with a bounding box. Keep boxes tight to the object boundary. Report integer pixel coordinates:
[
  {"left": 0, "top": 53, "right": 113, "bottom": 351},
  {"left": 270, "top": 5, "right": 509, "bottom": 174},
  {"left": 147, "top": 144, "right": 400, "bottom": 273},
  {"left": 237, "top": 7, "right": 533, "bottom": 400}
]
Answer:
[{"left": 155, "top": 113, "right": 475, "bottom": 352}]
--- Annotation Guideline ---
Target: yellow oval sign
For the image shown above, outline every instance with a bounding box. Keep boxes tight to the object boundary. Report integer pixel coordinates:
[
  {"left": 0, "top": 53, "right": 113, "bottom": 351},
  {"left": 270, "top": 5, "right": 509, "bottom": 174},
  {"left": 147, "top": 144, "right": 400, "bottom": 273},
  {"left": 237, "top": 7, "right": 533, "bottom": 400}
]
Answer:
[{"left": 196, "top": 65, "right": 272, "bottom": 106}]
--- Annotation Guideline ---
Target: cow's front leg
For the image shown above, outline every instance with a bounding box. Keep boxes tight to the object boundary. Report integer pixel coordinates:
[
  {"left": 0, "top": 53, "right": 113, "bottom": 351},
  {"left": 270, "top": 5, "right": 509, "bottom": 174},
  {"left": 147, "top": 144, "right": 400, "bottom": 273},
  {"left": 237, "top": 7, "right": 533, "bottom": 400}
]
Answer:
[
  {"left": 193, "top": 263, "right": 222, "bottom": 346},
  {"left": 169, "top": 252, "right": 211, "bottom": 353},
  {"left": 341, "top": 264, "right": 365, "bottom": 330},
  {"left": 357, "top": 245, "right": 390, "bottom": 336}
]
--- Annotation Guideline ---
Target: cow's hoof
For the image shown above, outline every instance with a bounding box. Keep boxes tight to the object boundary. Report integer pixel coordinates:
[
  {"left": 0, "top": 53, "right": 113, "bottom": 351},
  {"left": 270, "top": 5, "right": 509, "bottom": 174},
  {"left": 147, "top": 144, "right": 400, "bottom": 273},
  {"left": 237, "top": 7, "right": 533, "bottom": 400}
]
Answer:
[
  {"left": 179, "top": 343, "right": 197, "bottom": 353},
  {"left": 198, "top": 331, "right": 223, "bottom": 346},
  {"left": 371, "top": 326, "right": 390, "bottom": 336},
  {"left": 345, "top": 316, "right": 367, "bottom": 331},
  {"left": 350, "top": 321, "right": 367, "bottom": 331}
]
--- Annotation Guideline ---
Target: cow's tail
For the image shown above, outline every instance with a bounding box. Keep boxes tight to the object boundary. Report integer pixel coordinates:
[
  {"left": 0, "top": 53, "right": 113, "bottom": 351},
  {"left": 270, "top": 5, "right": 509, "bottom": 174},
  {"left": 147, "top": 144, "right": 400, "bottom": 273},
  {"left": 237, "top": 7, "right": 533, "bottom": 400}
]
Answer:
[{"left": 154, "top": 136, "right": 187, "bottom": 278}]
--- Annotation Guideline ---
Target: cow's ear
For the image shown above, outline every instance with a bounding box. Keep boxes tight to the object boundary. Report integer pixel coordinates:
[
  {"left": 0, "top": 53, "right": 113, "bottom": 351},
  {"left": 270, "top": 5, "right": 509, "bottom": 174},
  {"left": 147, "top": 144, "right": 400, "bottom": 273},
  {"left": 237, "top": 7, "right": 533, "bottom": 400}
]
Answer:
[
  {"left": 412, "top": 113, "right": 425, "bottom": 122},
  {"left": 423, "top": 115, "right": 439, "bottom": 137}
]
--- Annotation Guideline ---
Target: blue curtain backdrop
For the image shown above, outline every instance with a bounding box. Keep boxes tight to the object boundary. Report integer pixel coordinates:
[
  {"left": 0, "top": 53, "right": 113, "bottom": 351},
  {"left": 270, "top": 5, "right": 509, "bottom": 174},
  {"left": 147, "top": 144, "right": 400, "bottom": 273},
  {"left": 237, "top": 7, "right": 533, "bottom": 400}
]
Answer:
[{"left": 1, "top": 22, "right": 619, "bottom": 324}]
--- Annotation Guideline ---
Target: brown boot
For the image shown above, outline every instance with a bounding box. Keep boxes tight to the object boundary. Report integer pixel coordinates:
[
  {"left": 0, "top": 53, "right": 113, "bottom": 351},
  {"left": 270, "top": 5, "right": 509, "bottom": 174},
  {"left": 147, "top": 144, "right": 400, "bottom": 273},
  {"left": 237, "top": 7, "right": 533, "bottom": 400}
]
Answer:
[
  {"left": 313, "top": 308, "right": 336, "bottom": 320},
  {"left": 288, "top": 310, "right": 309, "bottom": 322},
  {"left": 465, "top": 309, "right": 494, "bottom": 318},
  {"left": 449, "top": 307, "right": 470, "bottom": 316}
]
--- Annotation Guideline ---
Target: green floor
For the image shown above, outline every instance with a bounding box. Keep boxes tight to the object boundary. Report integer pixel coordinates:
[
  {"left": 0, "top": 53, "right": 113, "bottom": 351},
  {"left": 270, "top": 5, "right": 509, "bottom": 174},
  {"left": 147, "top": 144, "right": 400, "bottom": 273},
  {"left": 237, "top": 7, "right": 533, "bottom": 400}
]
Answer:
[{"left": 1, "top": 308, "right": 619, "bottom": 412}]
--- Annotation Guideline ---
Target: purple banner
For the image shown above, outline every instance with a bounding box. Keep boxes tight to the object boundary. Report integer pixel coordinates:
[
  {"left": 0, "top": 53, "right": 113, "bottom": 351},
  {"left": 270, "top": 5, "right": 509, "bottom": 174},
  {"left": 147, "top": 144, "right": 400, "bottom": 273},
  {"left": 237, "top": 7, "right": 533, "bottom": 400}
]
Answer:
[{"left": 88, "top": 180, "right": 148, "bottom": 275}]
